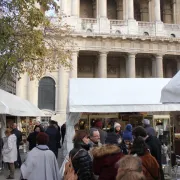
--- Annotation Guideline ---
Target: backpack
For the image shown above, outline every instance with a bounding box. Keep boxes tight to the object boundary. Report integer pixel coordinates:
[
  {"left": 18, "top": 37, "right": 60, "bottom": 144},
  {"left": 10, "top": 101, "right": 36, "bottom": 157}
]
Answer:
[{"left": 63, "top": 149, "right": 83, "bottom": 180}]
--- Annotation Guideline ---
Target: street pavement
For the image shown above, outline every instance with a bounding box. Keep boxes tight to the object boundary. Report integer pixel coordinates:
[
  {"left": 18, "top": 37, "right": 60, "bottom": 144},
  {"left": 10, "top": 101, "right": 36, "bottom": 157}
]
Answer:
[
  {"left": 0, "top": 148, "right": 179, "bottom": 180},
  {"left": 0, "top": 148, "right": 64, "bottom": 180}
]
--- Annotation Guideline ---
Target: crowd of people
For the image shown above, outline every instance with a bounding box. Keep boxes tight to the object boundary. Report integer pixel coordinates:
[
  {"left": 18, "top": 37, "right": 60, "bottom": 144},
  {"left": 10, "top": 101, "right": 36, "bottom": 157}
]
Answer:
[
  {"left": 1, "top": 121, "right": 66, "bottom": 179},
  {"left": 67, "top": 119, "right": 164, "bottom": 180},
  {"left": 0, "top": 118, "right": 165, "bottom": 180}
]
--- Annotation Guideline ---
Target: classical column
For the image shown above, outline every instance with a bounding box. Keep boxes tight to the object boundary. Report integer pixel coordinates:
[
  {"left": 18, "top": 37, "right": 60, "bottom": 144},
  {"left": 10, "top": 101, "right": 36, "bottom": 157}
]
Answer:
[
  {"left": 98, "top": 0, "right": 107, "bottom": 18},
  {"left": 98, "top": 52, "right": 107, "bottom": 78},
  {"left": 176, "top": 57, "right": 180, "bottom": 71},
  {"left": 155, "top": 54, "right": 164, "bottom": 77},
  {"left": 71, "top": 0, "right": 80, "bottom": 17},
  {"left": 123, "top": 0, "right": 128, "bottom": 20},
  {"left": 70, "top": 51, "right": 79, "bottom": 78},
  {"left": 154, "top": 0, "right": 161, "bottom": 21},
  {"left": 126, "top": 53, "right": 136, "bottom": 78},
  {"left": 128, "top": 0, "right": 134, "bottom": 20}
]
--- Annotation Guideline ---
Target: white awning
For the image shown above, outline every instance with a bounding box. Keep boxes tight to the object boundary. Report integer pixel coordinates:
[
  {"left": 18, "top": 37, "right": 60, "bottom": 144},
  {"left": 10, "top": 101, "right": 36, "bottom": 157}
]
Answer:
[
  {"left": 68, "top": 78, "right": 180, "bottom": 112},
  {"left": 161, "top": 71, "right": 180, "bottom": 103},
  {"left": 0, "top": 89, "right": 44, "bottom": 116}
]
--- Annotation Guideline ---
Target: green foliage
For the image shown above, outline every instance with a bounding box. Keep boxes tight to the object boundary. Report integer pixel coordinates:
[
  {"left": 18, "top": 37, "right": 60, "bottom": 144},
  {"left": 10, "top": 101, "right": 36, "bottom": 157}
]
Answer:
[{"left": 0, "top": 0, "right": 73, "bottom": 83}]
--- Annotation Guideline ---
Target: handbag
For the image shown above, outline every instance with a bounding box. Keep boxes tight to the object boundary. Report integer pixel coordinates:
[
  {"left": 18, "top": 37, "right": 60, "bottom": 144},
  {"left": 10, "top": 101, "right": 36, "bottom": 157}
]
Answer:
[{"left": 63, "top": 149, "right": 84, "bottom": 180}]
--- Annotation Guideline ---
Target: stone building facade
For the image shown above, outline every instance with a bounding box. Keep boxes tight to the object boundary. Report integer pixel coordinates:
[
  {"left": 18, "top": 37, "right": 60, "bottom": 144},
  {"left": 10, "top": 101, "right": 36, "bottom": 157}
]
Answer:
[{"left": 16, "top": 0, "right": 180, "bottom": 123}]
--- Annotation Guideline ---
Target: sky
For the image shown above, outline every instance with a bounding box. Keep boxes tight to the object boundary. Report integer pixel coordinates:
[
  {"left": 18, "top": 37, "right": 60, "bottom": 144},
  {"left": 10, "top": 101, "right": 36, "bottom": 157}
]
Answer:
[{"left": 45, "top": 0, "right": 59, "bottom": 17}]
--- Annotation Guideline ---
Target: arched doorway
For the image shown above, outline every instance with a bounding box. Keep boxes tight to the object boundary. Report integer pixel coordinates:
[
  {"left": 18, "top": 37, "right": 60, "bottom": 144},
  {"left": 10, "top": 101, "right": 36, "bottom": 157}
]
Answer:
[{"left": 38, "top": 77, "right": 56, "bottom": 111}]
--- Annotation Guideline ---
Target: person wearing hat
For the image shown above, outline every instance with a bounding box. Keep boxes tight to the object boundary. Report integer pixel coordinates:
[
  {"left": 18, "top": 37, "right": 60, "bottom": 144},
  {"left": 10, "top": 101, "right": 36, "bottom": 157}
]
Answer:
[
  {"left": 114, "top": 122, "right": 122, "bottom": 136},
  {"left": 119, "top": 124, "right": 133, "bottom": 155},
  {"left": 142, "top": 119, "right": 156, "bottom": 137},
  {"left": 105, "top": 122, "right": 122, "bottom": 145}
]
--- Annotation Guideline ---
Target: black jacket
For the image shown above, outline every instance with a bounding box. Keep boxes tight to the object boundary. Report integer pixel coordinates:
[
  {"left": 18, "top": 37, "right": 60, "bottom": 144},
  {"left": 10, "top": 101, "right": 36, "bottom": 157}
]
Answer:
[
  {"left": 27, "top": 132, "right": 39, "bottom": 150},
  {"left": 45, "top": 125, "right": 60, "bottom": 156},
  {"left": 70, "top": 143, "right": 94, "bottom": 180},
  {"left": 61, "top": 123, "right": 66, "bottom": 144},
  {"left": 119, "top": 141, "right": 129, "bottom": 155},
  {"left": 145, "top": 135, "right": 162, "bottom": 166},
  {"left": 11, "top": 128, "right": 22, "bottom": 147},
  {"left": 105, "top": 132, "right": 120, "bottom": 145}
]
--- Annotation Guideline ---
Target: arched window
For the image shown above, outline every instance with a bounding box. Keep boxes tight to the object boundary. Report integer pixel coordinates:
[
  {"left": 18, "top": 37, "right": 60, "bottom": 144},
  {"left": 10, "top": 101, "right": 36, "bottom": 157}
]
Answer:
[{"left": 38, "top": 77, "right": 55, "bottom": 111}]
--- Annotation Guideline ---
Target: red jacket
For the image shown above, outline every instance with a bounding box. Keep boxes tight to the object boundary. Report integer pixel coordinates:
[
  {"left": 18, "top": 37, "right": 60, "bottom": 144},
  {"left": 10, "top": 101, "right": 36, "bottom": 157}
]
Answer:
[
  {"left": 140, "top": 152, "right": 160, "bottom": 180},
  {"left": 91, "top": 144, "right": 123, "bottom": 180}
]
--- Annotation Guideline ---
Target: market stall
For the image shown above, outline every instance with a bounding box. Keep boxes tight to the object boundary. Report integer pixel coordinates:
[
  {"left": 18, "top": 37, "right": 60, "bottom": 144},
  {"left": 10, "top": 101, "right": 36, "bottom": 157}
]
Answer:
[
  {"left": 161, "top": 71, "right": 180, "bottom": 157},
  {"left": 0, "top": 89, "right": 44, "bottom": 169},
  {"left": 64, "top": 78, "right": 180, "bottom": 153},
  {"left": 0, "top": 89, "right": 44, "bottom": 117}
]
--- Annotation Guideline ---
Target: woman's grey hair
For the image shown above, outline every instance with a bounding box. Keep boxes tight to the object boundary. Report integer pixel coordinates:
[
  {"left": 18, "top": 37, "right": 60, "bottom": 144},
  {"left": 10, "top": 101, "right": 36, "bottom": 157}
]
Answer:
[{"left": 89, "top": 128, "right": 98, "bottom": 137}]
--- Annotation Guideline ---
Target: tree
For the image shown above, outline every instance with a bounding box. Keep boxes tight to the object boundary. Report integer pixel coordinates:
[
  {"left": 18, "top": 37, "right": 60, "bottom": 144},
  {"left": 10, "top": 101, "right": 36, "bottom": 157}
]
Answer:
[{"left": 0, "top": 0, "right": 73, "bottom": 84}]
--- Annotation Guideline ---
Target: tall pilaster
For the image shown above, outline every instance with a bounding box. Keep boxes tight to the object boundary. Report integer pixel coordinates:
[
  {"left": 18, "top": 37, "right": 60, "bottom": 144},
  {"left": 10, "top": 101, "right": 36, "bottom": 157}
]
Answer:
[
  {"left": 16, "top": 73, "right": 29, "bottom": 100},
  {"left": 57, "top": 66, "right": 69, "bottom": 122},
  {"left": 173, "top": 0, "right": 180, "bottom": 24},
  {"left": 154, "top": 0, "right": 161, "bottom": 21},
  {"left": 70, "top": 51, "right": 79, "bottom": 78},
  {"left": 98, "top": 0, "right": 107, "bottom": 18},
  {"left": 155, "top": 54, "right": 164, "bottom": 77},
  {"left": 71, "top": 0, "right": 80, "bottom": 17},
  {"left": 126, "top": 53, "right": 136, "bottom": 78},
  {"left": 128, "top": 0, "right": 134, "bottom": 19},
  {"left": 98, "top": 52, "right": 107, "bottom": 78},
  {"left": 61, "top": 0, "right": 70, "bottom": 15}
]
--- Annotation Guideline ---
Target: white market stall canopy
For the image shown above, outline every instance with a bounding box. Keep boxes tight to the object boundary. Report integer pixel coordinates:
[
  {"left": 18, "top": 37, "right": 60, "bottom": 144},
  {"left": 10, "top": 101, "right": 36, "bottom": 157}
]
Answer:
[
  {"left": 69, "top": 78, "right": 180, "bottom": 113},
  {"left": 161, "top": 71, "right": 180, "bottom": 103},
  {"left": 0, "top": 89, "right": 44, "bottom": 116}
]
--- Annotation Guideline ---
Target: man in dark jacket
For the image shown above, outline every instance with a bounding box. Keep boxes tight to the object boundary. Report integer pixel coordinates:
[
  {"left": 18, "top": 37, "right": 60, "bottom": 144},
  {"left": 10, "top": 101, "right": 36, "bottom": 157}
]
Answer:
[
  {"left": 142, "top": 119, "right": 156, "bottom": 136},
  {"left": 132, "top": 126, "right": 164, "bottom": 180},
  {"left": 45, "top": 121, "right": 60, "bottom": 158},
  {"left": 105, "top": 127, "right": 121, "bottom": 145},
  {"left": 61, "top": 123, "right": 66, "bottom": 145},
  {"left": 11, "top": 123, "right": 22, "bottom": 168}
]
